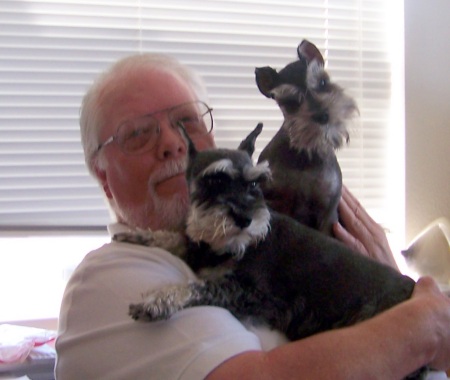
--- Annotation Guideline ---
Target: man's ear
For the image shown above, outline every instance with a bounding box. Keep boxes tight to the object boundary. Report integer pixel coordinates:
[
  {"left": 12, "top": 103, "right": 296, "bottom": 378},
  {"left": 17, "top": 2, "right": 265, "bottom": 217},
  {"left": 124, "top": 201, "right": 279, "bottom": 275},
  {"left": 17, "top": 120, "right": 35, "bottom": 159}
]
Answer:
[{"left": 94, "top": 165, "right": 113, "bottom": 199}]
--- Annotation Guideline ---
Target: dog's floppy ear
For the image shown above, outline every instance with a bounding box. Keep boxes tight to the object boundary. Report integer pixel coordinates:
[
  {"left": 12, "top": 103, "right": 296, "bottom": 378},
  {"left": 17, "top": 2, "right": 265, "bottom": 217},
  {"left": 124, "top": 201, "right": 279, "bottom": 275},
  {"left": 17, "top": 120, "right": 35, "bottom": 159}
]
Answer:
[
  {"left": 238, "top": 123, "right": 263, "bottom": 157},
  {"left": 297, "top": 39, "right": 324, "bottom": 67},
  {"left": 178, "top": 124, "right": 198, "bottom": 161},
  {"left": 255, "top": 67, "right": 279, "bottom": 98}
]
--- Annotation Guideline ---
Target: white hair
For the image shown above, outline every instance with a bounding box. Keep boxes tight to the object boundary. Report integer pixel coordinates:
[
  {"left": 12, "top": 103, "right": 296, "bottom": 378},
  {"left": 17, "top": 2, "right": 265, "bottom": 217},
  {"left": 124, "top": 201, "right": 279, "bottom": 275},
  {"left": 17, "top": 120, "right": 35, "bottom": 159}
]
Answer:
[{"left": 79, "top": 53, "right": 209, "bottom": 177}]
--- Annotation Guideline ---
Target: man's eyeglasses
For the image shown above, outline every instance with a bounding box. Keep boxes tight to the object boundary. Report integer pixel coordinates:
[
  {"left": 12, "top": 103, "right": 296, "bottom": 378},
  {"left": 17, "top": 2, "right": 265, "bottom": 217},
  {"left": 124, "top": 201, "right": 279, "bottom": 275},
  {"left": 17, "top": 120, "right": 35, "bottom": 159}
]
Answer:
[{"left": 96, "top": 101, "right": 213, "bottom": 155}]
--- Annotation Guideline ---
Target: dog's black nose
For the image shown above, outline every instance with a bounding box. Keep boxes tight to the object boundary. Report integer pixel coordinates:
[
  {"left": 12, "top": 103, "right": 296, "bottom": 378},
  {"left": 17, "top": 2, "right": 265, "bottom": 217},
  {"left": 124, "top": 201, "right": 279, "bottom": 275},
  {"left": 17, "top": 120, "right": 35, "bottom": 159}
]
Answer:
[
  {"left": 313, "top": 112, "right": 329, "bottom": 125},
  {"left": 230, "top": 211, "right": 252, "bottom": 229},
  {"left": 236, "top": 216, "right": 252, "bottom": 229}
]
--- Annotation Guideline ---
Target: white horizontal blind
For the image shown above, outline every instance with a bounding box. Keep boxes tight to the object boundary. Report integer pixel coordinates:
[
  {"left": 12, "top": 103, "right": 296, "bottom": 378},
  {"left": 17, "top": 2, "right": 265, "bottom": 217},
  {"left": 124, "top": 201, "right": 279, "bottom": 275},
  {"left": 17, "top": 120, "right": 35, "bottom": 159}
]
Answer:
[{"left": 0, "top": 0, "right": 400, "bottom": 230}]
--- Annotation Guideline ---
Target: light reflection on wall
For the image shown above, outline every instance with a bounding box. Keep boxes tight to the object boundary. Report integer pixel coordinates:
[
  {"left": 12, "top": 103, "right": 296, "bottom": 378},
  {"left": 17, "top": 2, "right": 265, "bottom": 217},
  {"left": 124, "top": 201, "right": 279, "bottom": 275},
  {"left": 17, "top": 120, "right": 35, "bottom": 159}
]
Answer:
[{"left": 0, "top": 234, "right": 108, "bottom": 322}]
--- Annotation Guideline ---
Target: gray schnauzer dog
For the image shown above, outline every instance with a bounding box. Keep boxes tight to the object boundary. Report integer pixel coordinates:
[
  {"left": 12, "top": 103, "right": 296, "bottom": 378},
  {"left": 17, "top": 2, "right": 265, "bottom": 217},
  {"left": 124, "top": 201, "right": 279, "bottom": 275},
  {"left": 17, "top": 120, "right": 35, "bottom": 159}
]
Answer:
[
  {"left": 255, "top": 40, "right": 358, "bottom": 236},
  {"left": 129, "top": 124, "right": 427, "bottom": 379}
]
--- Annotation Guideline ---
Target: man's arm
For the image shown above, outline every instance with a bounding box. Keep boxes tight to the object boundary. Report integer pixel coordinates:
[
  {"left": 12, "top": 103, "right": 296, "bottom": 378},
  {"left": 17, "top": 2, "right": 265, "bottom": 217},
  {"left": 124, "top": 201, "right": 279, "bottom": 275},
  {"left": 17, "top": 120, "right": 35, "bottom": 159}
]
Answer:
[{"left": 207, "top": 277, "right": 450, "bottom": 380}]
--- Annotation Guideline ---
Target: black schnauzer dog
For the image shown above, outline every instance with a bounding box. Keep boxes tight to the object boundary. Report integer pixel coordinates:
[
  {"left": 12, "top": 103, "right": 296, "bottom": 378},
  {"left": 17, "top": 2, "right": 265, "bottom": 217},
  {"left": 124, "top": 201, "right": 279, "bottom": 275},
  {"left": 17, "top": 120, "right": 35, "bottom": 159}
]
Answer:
[
  {"left": 129, "top": 124, "right": 427, "bottom": 379},
  {"left": 255, "top": 40, "right": 358, "bottom": 236}
]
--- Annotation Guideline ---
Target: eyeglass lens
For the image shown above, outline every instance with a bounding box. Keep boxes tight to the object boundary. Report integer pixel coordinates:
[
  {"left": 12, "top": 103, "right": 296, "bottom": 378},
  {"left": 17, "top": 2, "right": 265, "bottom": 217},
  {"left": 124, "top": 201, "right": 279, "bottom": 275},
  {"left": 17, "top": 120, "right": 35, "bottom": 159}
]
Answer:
[{"left": 116, "top": 101, "right": 212, "bottom": 154}]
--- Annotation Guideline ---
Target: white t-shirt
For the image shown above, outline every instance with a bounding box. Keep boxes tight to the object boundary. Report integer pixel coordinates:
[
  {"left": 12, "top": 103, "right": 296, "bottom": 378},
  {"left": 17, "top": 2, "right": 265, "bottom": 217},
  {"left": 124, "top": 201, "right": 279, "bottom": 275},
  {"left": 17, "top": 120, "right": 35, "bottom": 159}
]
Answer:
[{"left": 55, "top": 223, "right": 287, "bottom": 380}]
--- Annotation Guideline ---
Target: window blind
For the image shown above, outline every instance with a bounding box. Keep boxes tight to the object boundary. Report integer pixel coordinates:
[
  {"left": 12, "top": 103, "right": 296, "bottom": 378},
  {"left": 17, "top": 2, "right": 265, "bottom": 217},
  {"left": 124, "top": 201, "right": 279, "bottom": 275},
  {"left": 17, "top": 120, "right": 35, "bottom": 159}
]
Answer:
[{"left": 0, "top": 0, "right": 403, "bottom": 232}]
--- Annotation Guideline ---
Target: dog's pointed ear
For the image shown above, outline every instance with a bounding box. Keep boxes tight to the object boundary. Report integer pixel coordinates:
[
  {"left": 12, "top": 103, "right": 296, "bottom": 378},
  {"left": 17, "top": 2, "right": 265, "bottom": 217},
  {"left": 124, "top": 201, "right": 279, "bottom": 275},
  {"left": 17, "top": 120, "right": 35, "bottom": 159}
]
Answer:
[
  {"left": 238, "top": 123, "right": 263, "bottom": 157},
  {"left": 178, "top": 124, "right": 198, "bottom": 161},
  {"left": 255, "top": 67, "right": 279, "bottom": 98},
  {"left": 297, "top": 40, "right": 324, "bottom": 67}
]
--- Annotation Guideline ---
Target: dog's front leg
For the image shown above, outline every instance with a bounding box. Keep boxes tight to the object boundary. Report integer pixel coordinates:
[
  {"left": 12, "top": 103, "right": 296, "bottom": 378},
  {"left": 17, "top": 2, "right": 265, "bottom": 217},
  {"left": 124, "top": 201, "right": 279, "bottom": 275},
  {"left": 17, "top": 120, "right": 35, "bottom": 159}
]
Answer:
[
  {"left": 129, "top": 275, "right": 250, "bottom": 322},
  {"left": 129, "top": 281, "right": 208, "bottom": 321}
]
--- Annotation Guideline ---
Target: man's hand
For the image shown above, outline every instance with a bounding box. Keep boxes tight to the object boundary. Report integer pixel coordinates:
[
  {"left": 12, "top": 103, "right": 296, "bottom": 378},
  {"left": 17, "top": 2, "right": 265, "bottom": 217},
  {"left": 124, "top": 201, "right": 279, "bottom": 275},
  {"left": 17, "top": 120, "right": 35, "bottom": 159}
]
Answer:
[
  {"left": 333, "top": 185, "right": 398, "bottom": 269},
  {"left": 412, "top": 277, "right": 450, "bottom": 371}
]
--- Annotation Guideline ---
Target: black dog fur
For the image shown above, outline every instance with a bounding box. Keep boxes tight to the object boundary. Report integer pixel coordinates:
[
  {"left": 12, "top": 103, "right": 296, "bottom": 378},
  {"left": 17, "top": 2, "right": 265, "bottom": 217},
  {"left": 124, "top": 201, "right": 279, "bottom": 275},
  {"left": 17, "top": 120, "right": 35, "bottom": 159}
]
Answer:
[
  {"left": 255, "top": 40, "right": 358, "bottom": 236},
  {"left": 129, "top": 124, "right": 427, "bottom": 379}
]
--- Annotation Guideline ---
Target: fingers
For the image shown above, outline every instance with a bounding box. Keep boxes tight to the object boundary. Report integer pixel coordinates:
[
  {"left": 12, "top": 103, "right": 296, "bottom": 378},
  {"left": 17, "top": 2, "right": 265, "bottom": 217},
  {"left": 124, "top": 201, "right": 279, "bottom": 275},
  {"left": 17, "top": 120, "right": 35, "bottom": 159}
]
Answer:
[
  {"left": 412, "top": 277, "right": 450, "bottom": 370},
  {"left": 333, "top": 222, "right": 368, "bottom": 255},
  {"left": 340, "top": 186, "right": 372, "bottom": 232},
  {"left": 336, "top": 185, "right": 398, "bottom": 269},
  {"left": 338, "top": 187, "right": 373, "bottom": 246},
  {"left": 414, "top": 276, "right": 441, "bottom": 296}
]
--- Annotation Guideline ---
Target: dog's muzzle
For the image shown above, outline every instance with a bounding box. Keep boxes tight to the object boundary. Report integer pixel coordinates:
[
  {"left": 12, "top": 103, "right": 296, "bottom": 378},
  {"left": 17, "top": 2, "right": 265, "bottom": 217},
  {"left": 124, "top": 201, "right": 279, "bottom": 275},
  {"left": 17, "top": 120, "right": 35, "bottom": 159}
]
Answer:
[
  {"left": 229, "top": 209, "right": 252, "bottom": 229},
  {"left": 226, "top": 198, "right": 259, "bottom": 230}
]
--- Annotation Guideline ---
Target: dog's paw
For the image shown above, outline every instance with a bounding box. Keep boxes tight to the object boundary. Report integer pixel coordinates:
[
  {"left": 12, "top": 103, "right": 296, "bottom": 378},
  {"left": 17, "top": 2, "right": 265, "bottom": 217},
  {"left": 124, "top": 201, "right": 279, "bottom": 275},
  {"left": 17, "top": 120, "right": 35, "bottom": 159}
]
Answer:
[
  {"left": 128, "top": 291, "right": 177, "bottom": 321},
  {"left": 129, "top": 302, "right": 147, "bottom": 320},
  {"left": 128, "top": 301, "right": 171, "bottom": 321},
  {"left": 129, "top": 283, "right": 201, "bottom": 322}
]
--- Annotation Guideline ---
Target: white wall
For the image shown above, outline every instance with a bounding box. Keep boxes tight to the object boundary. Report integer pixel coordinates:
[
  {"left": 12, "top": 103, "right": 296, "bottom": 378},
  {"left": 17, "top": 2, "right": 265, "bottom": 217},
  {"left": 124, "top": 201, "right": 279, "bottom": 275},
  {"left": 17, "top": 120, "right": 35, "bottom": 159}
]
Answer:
[
  {"left": 0, "top": 233, "right": 108, "bottom": 322},
  {"left": 404, "top": 0, "right": 450, "bottom": 243}
]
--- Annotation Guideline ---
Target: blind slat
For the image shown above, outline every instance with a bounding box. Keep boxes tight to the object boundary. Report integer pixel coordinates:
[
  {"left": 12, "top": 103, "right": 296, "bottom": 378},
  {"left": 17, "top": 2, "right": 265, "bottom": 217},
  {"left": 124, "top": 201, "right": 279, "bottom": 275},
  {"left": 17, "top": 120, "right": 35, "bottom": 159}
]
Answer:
[{"left": 0, "top": 0, "right": 400, "bottom": 230}]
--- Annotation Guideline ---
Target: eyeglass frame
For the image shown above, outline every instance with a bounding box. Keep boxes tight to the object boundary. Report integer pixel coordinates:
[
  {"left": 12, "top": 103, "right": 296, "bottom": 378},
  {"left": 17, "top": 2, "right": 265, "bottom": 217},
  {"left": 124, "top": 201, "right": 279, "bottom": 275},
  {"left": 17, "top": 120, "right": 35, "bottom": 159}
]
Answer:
[{"left": 95, "top": 100, "right": 214, "bottom": 155}]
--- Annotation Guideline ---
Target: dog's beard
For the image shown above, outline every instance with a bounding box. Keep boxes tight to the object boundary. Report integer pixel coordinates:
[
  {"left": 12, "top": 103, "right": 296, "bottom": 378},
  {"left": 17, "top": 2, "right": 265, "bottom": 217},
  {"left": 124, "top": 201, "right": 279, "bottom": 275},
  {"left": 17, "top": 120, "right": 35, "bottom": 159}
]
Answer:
[
  {"left": 272, "top": 67, "right": 357, "bottom": 156},
  {"left": 115, "top": 160, "right": 189, "bottom": 232},
  {"left": 284, "top": 90, "right": 356, "bottom": 156},
  {"left": 186, "top": 202, "right": 271, "bottom": 259}
]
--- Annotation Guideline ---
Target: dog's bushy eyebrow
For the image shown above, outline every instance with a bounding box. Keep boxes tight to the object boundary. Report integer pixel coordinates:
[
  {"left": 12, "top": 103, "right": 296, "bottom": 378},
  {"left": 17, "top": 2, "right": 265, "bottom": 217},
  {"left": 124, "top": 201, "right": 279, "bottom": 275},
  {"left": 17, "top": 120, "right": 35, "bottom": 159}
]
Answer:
[
  {"left": 200, "top": 159, "right": 238, "bottom": 178},
  {"left": 244, "top": 161, "right": 271, "bottom": 182}
]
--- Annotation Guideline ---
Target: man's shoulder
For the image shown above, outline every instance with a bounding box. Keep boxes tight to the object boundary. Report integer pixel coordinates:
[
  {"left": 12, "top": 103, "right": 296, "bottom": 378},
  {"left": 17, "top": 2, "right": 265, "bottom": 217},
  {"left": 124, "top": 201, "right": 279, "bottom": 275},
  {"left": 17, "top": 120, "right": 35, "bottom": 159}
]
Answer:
[{"left": 74, "top": 239, "right": 192, "bottom": 282}]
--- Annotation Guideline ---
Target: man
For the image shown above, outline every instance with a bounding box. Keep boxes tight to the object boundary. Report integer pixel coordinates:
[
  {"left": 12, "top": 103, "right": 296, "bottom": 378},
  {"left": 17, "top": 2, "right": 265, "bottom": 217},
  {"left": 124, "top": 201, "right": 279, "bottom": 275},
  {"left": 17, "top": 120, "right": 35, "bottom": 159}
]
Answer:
[{"left": 55, "top": 53, "right": 450, "bottom": 379}]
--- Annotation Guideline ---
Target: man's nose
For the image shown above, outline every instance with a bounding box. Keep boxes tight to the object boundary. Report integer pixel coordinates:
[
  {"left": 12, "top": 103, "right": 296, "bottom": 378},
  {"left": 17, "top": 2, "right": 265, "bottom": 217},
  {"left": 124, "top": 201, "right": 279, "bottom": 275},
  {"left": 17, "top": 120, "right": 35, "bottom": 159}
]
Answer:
[{"left": 156, "top": 117, "right": 187, "bottom": 160}]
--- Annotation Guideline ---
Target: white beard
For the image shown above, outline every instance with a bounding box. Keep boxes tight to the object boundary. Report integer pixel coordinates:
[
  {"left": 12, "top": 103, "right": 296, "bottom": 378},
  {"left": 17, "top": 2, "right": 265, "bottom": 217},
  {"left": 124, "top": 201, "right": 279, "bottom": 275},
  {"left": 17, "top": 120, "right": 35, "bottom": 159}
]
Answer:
[
  {"left": 114, "top": 189, "right": 188, "bottom": 232},
  {"left": 114, "top": 159, "right": 189, "bottom": 232},
  {"left": 151, "top": 192, "right": 189, "bottom": 231}
]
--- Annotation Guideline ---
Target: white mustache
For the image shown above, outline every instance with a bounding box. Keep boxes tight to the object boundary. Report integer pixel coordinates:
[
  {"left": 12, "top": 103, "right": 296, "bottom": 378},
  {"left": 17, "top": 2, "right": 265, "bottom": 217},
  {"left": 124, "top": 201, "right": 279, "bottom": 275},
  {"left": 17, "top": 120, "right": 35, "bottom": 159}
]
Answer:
[{"left": 149, "top": 159, "right": 187, "bottom": 186}]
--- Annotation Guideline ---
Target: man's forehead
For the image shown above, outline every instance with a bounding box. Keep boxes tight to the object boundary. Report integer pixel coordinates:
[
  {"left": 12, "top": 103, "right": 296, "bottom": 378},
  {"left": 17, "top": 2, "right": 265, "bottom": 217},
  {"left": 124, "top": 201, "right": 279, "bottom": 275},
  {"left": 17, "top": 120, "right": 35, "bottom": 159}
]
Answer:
[{"left": 101, "top": 69, "right": 196, "bottom": 129}]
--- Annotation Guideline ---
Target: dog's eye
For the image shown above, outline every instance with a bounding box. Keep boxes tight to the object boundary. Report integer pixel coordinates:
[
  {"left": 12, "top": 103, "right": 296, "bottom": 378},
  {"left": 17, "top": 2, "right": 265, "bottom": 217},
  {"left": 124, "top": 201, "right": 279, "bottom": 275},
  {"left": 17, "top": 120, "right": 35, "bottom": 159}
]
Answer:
[
  {"left": 317, "top": 76, "right": 330, "bottom": 91},
  {"left": 247, "top": 180, "right": 262, "bottom": 194},
  {"left": 203, "top": 173, "right": 230, "bottom": 190},
  {"left": 206, "top": 177, "right": 223, "bottom": 187}
]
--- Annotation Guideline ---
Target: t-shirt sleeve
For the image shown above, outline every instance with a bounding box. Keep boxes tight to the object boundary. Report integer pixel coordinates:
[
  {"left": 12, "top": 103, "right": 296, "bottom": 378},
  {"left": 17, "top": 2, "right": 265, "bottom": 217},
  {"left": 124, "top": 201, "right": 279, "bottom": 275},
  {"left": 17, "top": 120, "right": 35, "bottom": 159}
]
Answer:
[{"left": 55, "top": 243, "right": 263, "bottom": 380}]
